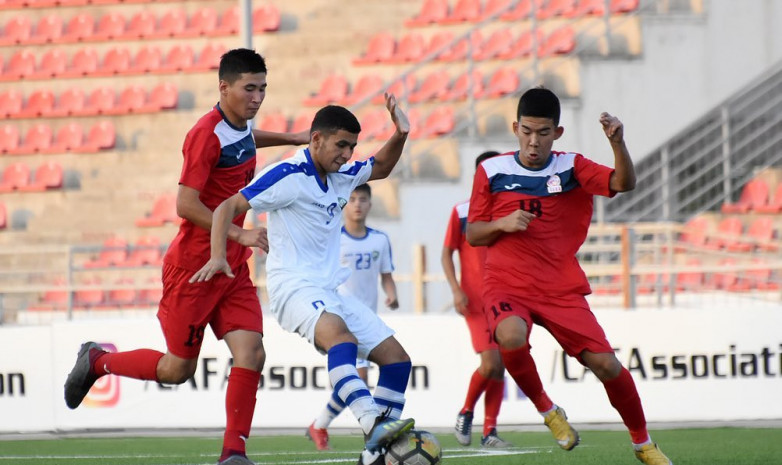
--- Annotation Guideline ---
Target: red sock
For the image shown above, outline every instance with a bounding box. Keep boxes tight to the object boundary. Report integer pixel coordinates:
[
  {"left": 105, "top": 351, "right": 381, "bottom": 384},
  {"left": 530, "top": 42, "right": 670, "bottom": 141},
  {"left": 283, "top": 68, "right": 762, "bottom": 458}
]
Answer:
[
  {"left": 461, "top": 369, "right": 491, "bottom": 413},
  {"left": 220, "top": 367, "right": 261, "bottom": 461},
  {"left": 483, "top": 377, "right": 504, "bottom": 436},
  {"left": 93, "top": 349, "right": 163, "bottom": 381},
  {"left": 500, "top": 346, "right": 554, "bottom": 413},
  {"left": 603, "top": 368, "right": 648, "bottom": 444}
]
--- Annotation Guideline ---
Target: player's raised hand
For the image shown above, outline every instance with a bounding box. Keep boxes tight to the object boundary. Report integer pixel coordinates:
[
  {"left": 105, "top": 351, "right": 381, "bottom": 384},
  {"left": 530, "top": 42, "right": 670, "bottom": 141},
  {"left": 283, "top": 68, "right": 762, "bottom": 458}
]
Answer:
[
  {"left": 190, "top": 257, "right": 234, "bottom": 283},
  {"left": 600, "top": 112, "right": 624, "bottom": 143},
  {"left": 237, "top": 227, "right": 269, "bottom": 253},
  {"left": 499, "top": 209, "right": 535, "bottom": 233},
  {"left": 385, "top": 92, "right": 410, "bottom": 136}
]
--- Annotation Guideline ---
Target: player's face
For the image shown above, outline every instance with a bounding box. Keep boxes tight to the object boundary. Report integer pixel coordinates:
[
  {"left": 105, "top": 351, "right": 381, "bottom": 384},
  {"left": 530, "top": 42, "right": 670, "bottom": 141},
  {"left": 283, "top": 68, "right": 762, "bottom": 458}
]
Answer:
[
  {"left": 311, "top": 130, "right": 358, "bottom": 173},
  {"left": 344, "top": 191, "right": 371, "bottom": 222},
  {"left": 220, "top": 72, "right": 267, "bottom": 125},
  {"left": 513, "top": 116, "right": 563, "bottom": 169}
]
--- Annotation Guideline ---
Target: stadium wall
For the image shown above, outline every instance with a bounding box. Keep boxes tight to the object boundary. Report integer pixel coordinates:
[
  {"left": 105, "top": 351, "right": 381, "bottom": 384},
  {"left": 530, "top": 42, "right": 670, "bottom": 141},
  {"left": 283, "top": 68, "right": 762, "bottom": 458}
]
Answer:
[{"left": 2, "top": 306, "right": 781, "bottom": 432}]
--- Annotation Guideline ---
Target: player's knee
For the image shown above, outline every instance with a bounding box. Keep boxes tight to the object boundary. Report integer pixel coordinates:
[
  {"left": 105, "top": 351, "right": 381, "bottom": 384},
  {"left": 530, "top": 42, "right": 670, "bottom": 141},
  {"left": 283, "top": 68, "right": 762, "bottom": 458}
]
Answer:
[
  {"left": 159, "top": 363, "right": 197, "bottom": 385},
  {"left": 583, "top": 352, "right": 622, "bottom": 380}
]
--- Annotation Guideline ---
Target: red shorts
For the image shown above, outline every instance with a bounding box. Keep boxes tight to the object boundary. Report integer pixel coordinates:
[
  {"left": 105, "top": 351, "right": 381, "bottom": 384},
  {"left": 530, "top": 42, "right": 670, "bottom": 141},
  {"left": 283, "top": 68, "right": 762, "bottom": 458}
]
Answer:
[
  {"left": 157, "top": 262, "right": 263, "bottom": 359},
  {"left": 483, "top": 291, "right": 612, "bottom": 363},
  {"left": 463, "top": 301, "right": 498, "bottom": 353}
]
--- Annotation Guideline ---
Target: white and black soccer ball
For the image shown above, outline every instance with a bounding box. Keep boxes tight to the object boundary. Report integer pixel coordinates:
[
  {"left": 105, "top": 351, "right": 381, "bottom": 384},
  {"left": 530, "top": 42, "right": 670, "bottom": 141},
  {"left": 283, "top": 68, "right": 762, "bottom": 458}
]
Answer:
[{"left": 385, "top": 429, "right": 442, "bottom": 465}]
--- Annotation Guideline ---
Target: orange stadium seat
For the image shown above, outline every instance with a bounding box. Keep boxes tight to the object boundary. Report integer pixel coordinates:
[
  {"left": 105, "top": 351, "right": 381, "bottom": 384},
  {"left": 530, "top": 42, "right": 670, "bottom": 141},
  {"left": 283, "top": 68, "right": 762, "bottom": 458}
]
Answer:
[
  {"left": 478, "top": 67, "right": 519, "bottom": 98},
  {"left": 568, "top": 0, "right": 608, "bottom": 17},
  {"left": 138, "top": 277, "right": 163, "bottom": 306},
  {"left": 303, "top": 74, "right": 349, "bottom": 106},
  {"left": 58, "top": 0, "right": 89, "bottom": 7},
  {"left": 7, "top": 123, "right": 53, "bottom": 155},
  {"left": 342, "top": 73, "right": 384, "bottom": 105},
  {"left": 704, "top": 216, "right": 743, "bottom": 250},
  {"left": 291, "top": 112, "right": 314, "bottom": 133},
  {"left": 259, "top": 113, "right": 289, "bottom": 133},
  {"left": 409, "top": 70, "right": 450, "bottom": 103},
  {"left": 123, "top": 236, "right": 163, "bottom": 267},
  {"left": 18, "top": 161, "right": 63, "bottom": 192},
  {"left": 611, "top": 0, "right": 640, "bottom": 14},
  {"left": 17, "top": 90, "right": 56, "bottom": 118},
  {"left": 109, "top": 85, "right": 148, "bottom": 115},
  {"left": 130, "top": 46, "right": 163, "bottom": 74},
  {"left": 31, "top": 48, "right": 67, "bottom": 79},
  {"left": 744, "top": 216, "right": 777, "bottom": 252},
  {"left": 0, "top": 49, "right": 36, "bottom": 81},
  {"left": 122, "top": 10, "right": 156, "bottom": 39},
  {"left": 159, "top": 44, "right": 194, "bottom": 73},
  {"left": 721, "top": 178, "right": 768, "bottom": 213},
  {"left": 152, "top": 9, "right": 187, "bottom": 39},
  {"left": 744, "top": 258, "right": 780, "bottom": 291},
  {"left": 474, "top": 27, "right": 514, "bottom": 61},
  {"left": 191, "top": 43, "right": 226, "bottom": 71},
  {"left": 437, "top": 31, "right": 483, "bottom": 62},
  {"left": 418, "top": 106, "right": 455, "bottom": 138},
  {"left": 0, "top": 202, "right": 6, "bottom": 230},
  {"left": 26, "top": 0, "right": 60, "bottom": 6},
  {"left": 210, "top": 6, "right": 240, "bottom": 36},
  {"left": 62, "top": 13, "right": 95, "bottom": 42},
  {"left": 73, "top": 278, "right": 104, "bottom": 309},
  {"left": 95, "top": 47, "right": 132, "bottom": 76},
  {"left": 46, "top": 122, "right": 84, "bottom": 153},
  {"left": 36, "top": 278, "right": 69, "bottom": 310},
  {"left": 538, "top": 26, "right": 576, "bottom": 57},
  {"left": 678, "top": 216, "right": 710, "bottom": 251},
  {"left": 0, "top": 15, "right": 32, "bottom": 46},
  {"left": 372, "top": 74, "right": 417, "bottom": 103},
  {"left": 106, "top": 278, "right": 137, "bottom": 308},
  {"left": 253, "top": 5, "right": 281, "bottom": 32},
  {"left": 390, "top": 32, "right": 427, "bottom": 64},
  {"left": 136, "top": 192, "right": 178, "bottom": 227},
  {"left": 755, "top": 182, "right": 782, "bottom": 213},
  {"left": 425, "top": 31, "right": 455, "bottom": 58},
  {"left": 75, "top": 87, "right": 116, "bottom": 117},
  {"left": 358, "top": 109, "right": 389, "bottom": 142},
  {"left": 93, "top": 12, "right": 125, "bottom": 41},
  {"left": 80, "top": 120, "right": 116, "bottom": 153},
  {"left": 61, "top": 47, "right": 99, "bottom": 78},
  {"left": 353, "top": 32, "right": 396, "bottom": 65},
  {"left": 0, "top": 125, "right": 20, "bottom": 154},
  {"left": 675, "top": 257, "right": 703, "bottom": 291},
  {"left": 0, "top": 89, "right": 23, "bottom": 118},
  {"left": 538, "top": 0, "right": 577, "bottom": 19},
  {"left": 147, "top": 82, "right": 178, "bottom": 111},
  {"left": 497, "top": 29, "right": 545, "bottom": 60},
  {"left": 0, "top": 162, "right": 31, "bottom": 192},
  {"left": 501, "top": 0, "right": 544, "bottom": 20},
  {"left": 187, "top": 7, "right": 218, "bottom": 37},
  {"left": 480, "top": 0, "right": 512, "bottom": 20},
  {"left": 441, "top": 69, "right": 484, "bottom": 101},
  {"left": 440, "top": 0, "right": 481, "bottom": 24},
  {"left": 30, "top": 14, "right": 63, "bottom": 44},
  {"left": 84, "top": 236, "right": 128, "bottom": 268},
  {"left": 405, "top": 0, "right": 449, "bottom": 27}
]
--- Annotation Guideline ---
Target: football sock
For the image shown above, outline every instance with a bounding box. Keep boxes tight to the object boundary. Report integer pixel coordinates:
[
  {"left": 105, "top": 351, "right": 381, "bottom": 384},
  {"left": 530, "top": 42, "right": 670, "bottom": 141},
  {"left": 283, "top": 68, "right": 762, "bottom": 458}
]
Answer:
[
  {"left": 603, "top": 367, "right": 649, "bottom": 444},
  {"left": 314, "top": 391, "right": 346, "bottom": 429},
  {"left": 500, "top": 346, "right": 554, "bottom": 413},
  {"left": 462, "top": 369, "right": 491, "bottom": 412},
  {"left": 220, "top": 367, "right": 260, "bottom": 461},
  {"left": 373, "top": 361, "right": 411, "bottom": 420},
  {"left": 483, "top": 377, "right": 504, "bottom": 437},
  {"left": 92, "top": 349, "right": 163, "bottom": 381},
  {"left": 327, "top": 342, "right": 379, "bottom": 434}
]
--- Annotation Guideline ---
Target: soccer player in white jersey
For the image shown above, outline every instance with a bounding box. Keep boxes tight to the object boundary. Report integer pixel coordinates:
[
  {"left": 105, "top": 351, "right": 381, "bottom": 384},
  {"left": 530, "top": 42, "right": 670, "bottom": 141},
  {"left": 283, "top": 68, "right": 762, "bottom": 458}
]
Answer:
[
  {"left": 191, "top": 95, "right": 413, "bottom": 465},
  {"left": 306, "top": 182, "right": 399, "bottom": 451}
]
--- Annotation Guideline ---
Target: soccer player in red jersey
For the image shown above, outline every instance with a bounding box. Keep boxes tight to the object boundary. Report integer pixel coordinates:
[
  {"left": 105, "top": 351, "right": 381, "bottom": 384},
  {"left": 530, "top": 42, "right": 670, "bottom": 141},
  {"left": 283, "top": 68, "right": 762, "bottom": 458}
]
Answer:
[
  {"left": 466, "top": 88, "right": 673, "bottom": 465},
  {"left": 442, "top": 150, "right": 511, "bottom": 449},
  {"left": 64, "top": 49, "right": 308, "bottom": 465}
]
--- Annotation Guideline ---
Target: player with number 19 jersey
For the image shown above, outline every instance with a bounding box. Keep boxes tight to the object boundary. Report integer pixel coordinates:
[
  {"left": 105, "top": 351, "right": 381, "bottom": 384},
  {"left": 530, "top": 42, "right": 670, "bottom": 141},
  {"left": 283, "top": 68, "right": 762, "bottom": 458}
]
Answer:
[{"left": 468, "top": 150, "right": 614, "bottom": 297}]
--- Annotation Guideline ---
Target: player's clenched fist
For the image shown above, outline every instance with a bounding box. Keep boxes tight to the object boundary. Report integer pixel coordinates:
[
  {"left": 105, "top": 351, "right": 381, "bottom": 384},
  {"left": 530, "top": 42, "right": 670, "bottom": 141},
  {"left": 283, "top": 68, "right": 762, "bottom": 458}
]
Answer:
[
  {"left": 599, "top": 112, "right": 624, "bottom": 144},
  {"left": 498, "top": 209, "right": 536, "bottom": 233}
]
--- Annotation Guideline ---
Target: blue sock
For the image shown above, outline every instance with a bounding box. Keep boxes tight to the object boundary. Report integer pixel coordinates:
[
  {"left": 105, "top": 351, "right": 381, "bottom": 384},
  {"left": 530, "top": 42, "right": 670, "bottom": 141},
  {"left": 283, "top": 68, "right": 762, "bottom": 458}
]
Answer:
[
  {"left": 373, "top": 361, "right": 411, "bottom": 419},
  {"left": 327, "top": 342, "right": 378, "bottom": 433}
]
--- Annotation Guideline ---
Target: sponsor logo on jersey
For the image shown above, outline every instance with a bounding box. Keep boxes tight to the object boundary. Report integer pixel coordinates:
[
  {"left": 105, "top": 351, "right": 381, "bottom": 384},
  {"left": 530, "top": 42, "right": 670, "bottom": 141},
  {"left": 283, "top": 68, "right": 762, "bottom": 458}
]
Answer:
[
  {"left": 504, "top": 183, "right": 522, "bottom": 190},
  {"left": 547, "top": 175, "right": 562, "bottom": 193}
]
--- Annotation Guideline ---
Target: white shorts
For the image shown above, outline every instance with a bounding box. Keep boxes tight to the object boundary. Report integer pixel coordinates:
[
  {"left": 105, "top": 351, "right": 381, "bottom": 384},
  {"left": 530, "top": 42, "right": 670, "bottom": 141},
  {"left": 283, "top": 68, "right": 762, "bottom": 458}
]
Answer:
[
  {"left": 356, "top": 358, "right": 370, "bottom": 370},
  {"left": 270, "top": 284, "right": 394, "bottom": 360}
]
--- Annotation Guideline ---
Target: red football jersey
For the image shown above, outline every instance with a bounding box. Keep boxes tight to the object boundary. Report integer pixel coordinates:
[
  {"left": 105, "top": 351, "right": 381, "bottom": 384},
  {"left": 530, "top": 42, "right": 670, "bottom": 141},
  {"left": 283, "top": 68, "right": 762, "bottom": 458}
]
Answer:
[
  {"left": 468, "top": 151, "right": 614, "bottom": 296},
  {"left": 443, "top": 200, "right": 487, "bottom": 307},
  {"left": 164, "top": 105, "right": 256, "bottom": 271}
]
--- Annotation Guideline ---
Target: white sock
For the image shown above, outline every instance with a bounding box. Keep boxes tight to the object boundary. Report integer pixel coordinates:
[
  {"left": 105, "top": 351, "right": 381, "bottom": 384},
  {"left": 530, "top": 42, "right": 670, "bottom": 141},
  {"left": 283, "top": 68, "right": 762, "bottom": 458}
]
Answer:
[{"left": 539, "top": 405, "right": 558, "bottom": 417}]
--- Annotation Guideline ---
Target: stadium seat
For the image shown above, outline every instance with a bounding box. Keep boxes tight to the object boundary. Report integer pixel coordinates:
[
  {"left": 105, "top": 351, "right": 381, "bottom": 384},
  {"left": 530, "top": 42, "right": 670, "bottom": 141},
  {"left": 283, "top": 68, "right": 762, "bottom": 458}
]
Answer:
[
  {"left": 704, "top": 216, "right": 743, "bottom": 250},
  {"left": 390, "top": 32, "right": 427, "bottom": 64},
  {"left": 73, "top": 278, "right": 104, "bottom": 309},
  {"left": 95, "top": 47, "right": 132, "bottom": 76},
  {"left": 675, "top": 257, "right": 704, "bottom": 291},
  {"left": 75, "top": 87, "right": 116, "bottom": 116},
  {"left": 30, "top": 14, "right": 63, "bottom": 44},
  {"left": 62, "top": 13, "right": 95, "bottom": 42},
  {"left": 123, "top": 236, "right": 163, "bottom": 267},
  {"left": 146, "top": 82, "right": 178, "bottom": 111},
  {"left": 501, "top": 0, "right": 545, "bottom": 20},
  {"left": 568, "top": 0, "right": 607, "bottom": 17},
  {"left": 0, "top": 162, "right": 30, "bottom": 192},
  {"left": 253, "top": 5, "right": 281, "bottom": 32},
  {"left": 0, "top": 49, "right": 36, "bottom": 81},
  {"left": 93, "top": 12, "right": 126, "bottom": 41},
  {"left": 426, "top": 31, "right": 456, "bottom": 59},
  {"left": 477, "top": 67, "right": 520, "bottom": 98},
  {"left": 79, "top": 120, "right": 116, "bottom": 153},
  {"left": 121, "top": 10, "right": 156, "bottom": 39},
  {"left": 711, "top": 257, "right": 743, "bottom": 291},
  {"left": 417, "top": 106, "right": 455, "bottom": 138},
  {"left": 18, "top": 161, "right": 63, "bottom": 191},
  {"left": 611, "top": 0, "right": 640, "bottom": 14},
  {"left": 49, "top": 88, "right": 85, "bottom": 118},
  {"left": 186, "top": 7, "right": 218, "bottom": 37},
  {"left": 0, "top": 89, "right": 23, "bottom": 118},
  {"left": 497, "top": 29, "right": 545, "bottom": 60},
  {"left": 441, "top": 69, "right": 484, "bottom": 101},
  {"left": 108, "top": 85, "right": 148, "bottom": 115},
  {"left": 130, "top": 46, "right": 163, "bottom": 74},
  {"left": 105, "top": 278, "right": 137, "bottom": 307},
  {"left": 743, "top": 258, "right": 780, "bottom": 291},
  {"left": 342, "top": 73, "right": 384, "bottom": 105},
  {"left": 755, "top": 182, "right": 782, "bottom": 213},
  {"left": 84, "top": 236, "right": 128, "bottom": 268},
  {"left": 210, "top": 6, "right": 239, "bottom": 36},
  {"left": 474, "top": 27, "right": 514, "bottom": 61},
  {"left": 291, "top": 113, "right": 314, "bottom": 133},
  {"left": 136, "top": 192, "right": 178, "bottom": 227},
  {"left": 138, "top": 277, "right": 163, "bottom": 306},
  {"left": 0, "top": 202, "right": 6, "bottom": 230},
  {"left": 480, "top": 0, "right": 512, "bottom": 20},
  {"left": 677, "top": 216, "right": 710, "bottom": 251},
  {"left": 371, "top": 74, "right": 417, "bottom": 103},
  {"left": 538, "top": 26, "right": 576, "bottom": 57},
  {"left": 537, "top": 0, "right": 577, "bottom": 19},
  {"left": 37, "top": 278, "right": 69, "bottom": 310},
  {"left": 45, "top": 122, "right": 84, "bottom": 153},
  {"left": 353, "top": 32, "right": 396, "bottom": 65},
  {"left": 30, "top": 48, "right": 67, "bottom": 79},
  {"left": 151, "top": 9, "right": 187, "bottom": 39},
  {"left": 436, "top": 31, "right": 484, "bottom": 62},
  {"left": 357, "top": 109, "right": 390, "bottom": 142},
  {"left": 61, "top": 47, "right": 99, "bottom": 78},
  {"left": 25, "top": 0, "right": 59, "bottom": 6},
  {"left": 259, "top": 113, "right": 289, "bottom": 133},
  {"left": 7, "top": 123, "right": 53, "bottom": 155},
  {"left": 0, "top": 15, "right": 32, "bottom": 46},
  {"left": 0, "top": 125, "right": 20, "bottom": 154},
  {"left": 440, "top": 0, "right": 481, "bottom": 24},
  {"left": 17, "top": 90, "right": 56, "bottom": 118},
  {"left": 303, "top": 74, "right": 349, "bottom": 106},
  {"left": 721, "top": 178, "right": 769, "bottom": 213},
  {"left": 409, "top": 70, "right": 450, "bottom": 103},
  {"left": 191, "top": 43, "right": 226, "bottom": 71},
  {"left": 405, "top": 0, "right": 449, "bottom": 27},
  {"left": 159, "top": 45, "right": 194, "bottom": 73}
]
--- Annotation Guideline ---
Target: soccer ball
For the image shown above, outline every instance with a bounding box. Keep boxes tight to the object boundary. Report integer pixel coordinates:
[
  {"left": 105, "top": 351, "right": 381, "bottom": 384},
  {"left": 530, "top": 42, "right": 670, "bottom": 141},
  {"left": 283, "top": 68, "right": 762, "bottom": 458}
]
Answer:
[{"left": 385, "top": 429, "right": 442, "bottom": 465}]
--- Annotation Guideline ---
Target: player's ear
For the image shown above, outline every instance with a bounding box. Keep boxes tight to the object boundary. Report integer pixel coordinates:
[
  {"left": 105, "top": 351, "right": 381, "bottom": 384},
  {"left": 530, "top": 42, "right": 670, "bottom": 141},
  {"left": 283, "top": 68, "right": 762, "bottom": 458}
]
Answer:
[
  {"left": 554, "top": 126, "right": 564, "bottom": 140},
  {"left": 512, "top": 120, "right": 519, "bottom": 135},
  {"left": 218, "top": 79, "right": 229, "bottom": 96}
]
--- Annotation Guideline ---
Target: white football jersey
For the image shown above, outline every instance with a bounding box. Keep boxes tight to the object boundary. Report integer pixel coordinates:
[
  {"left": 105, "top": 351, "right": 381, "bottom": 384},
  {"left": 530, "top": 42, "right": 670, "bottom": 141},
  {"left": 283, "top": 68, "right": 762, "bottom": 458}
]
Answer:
[
  {"left": 338, "top": 227, "right": 395, "bottom": 312},
  {"left": 241, "top": 148, "right": 374, "bottom": 299}
]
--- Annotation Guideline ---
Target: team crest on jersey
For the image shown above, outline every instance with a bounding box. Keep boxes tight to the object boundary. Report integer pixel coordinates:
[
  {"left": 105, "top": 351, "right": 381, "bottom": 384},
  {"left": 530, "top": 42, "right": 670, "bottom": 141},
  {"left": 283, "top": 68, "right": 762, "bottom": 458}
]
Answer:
[
  {"left": 547, "top": 175, "right": 562, "bottom": 193},
  {"left": 372, "top": 251, "right": 380, "bottom": 260},
  {"left": 338, "top": 197, "right": 348, "bottom": 209}
]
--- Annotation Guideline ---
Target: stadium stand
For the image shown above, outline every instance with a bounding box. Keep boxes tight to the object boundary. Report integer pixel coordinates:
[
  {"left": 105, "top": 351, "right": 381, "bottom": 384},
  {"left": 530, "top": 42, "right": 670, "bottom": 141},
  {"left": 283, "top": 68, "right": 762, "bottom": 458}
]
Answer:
[
  {"left": 0, "top": 162, "right": 30, "bottom": 192},
  {"left": 18, "top": 161, "right": 63, "bottom": 192},
  {"left": 135, "top": 192, "right": 178, "bottom": 227},
  {"left": 440, "top": 0, "right": 482, "bottom": 24},
  {"left": 405, "top": 0, "right": 449, "bottom": 27},
  {"left": 721, "top": 177, "right": 769, "bottom": 213},
  {"left": 83, "top": 236, "right": 128, "bottom": 269},
  {"left": 353, "top": 33, "right": 396, "bottom": 65},
  {"left": 0, "top": 201, "right": 6, "bottom": 230}
]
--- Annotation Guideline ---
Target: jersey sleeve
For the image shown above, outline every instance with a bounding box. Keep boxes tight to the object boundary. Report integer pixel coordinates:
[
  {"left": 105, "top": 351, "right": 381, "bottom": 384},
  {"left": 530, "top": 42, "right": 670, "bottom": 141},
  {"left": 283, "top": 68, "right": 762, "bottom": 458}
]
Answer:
[
  {"left": 443, "top": 206, "right": 462, "bottom": 250},
  {"left": 240, "top": 162, "right": 299, "bottom": 212},
  {"left": 467, "top": 165, "right": 493, "bottom": 223},
  {"left": 379, "top": 232, "right": 395, "bottom": 273},
  {"left": 335, "top": 157, "right": 375, "bottom": 196},
  {"left": 180, "top": 127, "right": 220, "bottom": 191},
  {"left": 574, "top": 154, "right": 615, "bottom": 198}
]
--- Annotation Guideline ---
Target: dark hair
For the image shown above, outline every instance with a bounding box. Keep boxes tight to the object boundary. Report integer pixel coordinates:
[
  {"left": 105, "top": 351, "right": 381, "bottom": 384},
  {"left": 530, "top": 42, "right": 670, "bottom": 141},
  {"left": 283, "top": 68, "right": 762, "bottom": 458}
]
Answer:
[
  {"left": 516, "top": 87, "right": 560, "bottom": 126},
  {"left": 219, "top": 49, "right": 267, "bottom": 84},
  {"left": 353, "top": 183, "right": 372, "bottom": 197},
  {"left": 311, "top": 105, "right": 361, "bottom": 135},
  {"left": 475, "top": 150, "right": 501, "bottom": 169}
]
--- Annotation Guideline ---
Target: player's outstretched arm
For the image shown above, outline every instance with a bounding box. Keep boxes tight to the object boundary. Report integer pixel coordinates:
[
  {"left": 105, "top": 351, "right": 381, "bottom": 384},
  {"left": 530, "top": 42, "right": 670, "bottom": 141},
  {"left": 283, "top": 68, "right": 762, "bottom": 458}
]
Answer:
[
  {"left": 369, "top": 93, "right": 410, "bottom": 181},
  {"left": 252, "top": 129, "right": 310, "bottom": 148},
  {"left": 466, "top": 210, "right": 536, "bottom": 246},
  {"left": 600, "top": 112, "right": 636, "bottom": 192},
  {"left": 189, "top": 193, "right": 253, "bottom": 283},
  {"left": 381, "top": 272, "right": 399, "bottom": 310}
]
